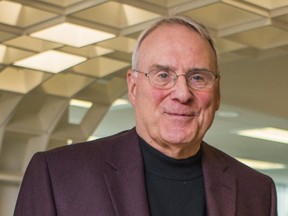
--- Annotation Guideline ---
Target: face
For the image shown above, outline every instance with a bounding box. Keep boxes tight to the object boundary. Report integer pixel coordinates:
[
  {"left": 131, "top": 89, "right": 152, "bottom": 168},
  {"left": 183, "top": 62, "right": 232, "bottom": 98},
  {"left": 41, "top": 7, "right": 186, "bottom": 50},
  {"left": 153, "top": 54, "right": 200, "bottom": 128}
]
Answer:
[{"left": 127, "top": 24, "right": 220, "bottom": 158}]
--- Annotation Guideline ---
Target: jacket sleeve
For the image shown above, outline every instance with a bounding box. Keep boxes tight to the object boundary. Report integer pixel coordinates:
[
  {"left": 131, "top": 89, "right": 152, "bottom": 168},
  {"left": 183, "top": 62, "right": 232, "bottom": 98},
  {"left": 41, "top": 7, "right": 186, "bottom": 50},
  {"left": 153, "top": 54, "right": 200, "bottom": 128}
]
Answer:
[
  {"left": 270, "top": 180, "right": 278, "bottom": 216},
  {"left": 14, "top": 152, "right": 57, "bottom": 216}
]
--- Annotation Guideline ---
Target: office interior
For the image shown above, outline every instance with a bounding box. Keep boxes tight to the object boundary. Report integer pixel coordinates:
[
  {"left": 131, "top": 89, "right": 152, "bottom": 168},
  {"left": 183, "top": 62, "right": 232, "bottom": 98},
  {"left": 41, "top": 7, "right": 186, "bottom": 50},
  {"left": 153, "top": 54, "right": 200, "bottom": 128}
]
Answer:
[{"left": 0, "top": 0, "right": 288, "bottom": 215}]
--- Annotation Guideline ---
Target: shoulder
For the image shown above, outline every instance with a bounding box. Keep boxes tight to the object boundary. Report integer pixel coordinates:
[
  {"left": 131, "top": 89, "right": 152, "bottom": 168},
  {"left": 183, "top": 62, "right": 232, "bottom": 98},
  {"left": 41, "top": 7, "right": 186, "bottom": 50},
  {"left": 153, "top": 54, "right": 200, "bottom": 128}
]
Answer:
[
  {"left": 49, "top": 128, "right": 136, "bottom": 154},
  {"left": 202, "top": 142, "right": 274, "bottom": 183},
  {"left": 30, "top": 128, "right": 138, "bottom": 170}
]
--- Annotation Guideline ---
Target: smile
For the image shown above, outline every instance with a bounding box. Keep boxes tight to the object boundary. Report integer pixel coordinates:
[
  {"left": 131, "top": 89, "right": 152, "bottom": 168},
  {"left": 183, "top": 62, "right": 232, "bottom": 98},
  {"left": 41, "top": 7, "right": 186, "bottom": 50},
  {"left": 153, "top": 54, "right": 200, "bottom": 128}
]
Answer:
[{"left": 165, "top": 111, "right": 199, "bottom": 117}]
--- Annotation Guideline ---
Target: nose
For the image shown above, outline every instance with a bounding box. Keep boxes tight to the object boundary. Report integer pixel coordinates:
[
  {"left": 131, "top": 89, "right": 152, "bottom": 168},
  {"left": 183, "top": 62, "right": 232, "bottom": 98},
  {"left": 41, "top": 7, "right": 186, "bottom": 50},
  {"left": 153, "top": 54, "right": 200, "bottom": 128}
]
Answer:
[{"left": 170, "top": 75, "right": 194, "bottom": 103}]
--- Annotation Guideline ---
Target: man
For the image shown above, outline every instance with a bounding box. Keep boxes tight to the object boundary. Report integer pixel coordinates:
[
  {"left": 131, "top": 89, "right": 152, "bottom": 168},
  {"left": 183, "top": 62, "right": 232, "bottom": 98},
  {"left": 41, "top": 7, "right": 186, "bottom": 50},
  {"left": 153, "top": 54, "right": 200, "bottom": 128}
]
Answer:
[{"left": 14, "top": 16, "right": 277, "bottom": 216}]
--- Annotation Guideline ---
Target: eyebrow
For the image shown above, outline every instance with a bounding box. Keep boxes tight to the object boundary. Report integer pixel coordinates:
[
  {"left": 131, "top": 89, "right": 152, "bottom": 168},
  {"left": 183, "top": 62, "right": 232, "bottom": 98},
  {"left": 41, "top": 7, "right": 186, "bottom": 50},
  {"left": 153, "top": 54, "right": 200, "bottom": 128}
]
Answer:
[
  {"left": 187, "top": 68, "right": 211, "bottom": 73},
  {"left": 149, "top": 64, "right": 211, "bottom": 73},
  {"left": 148, "top": 64, "right": 174, "bottom": 71}
]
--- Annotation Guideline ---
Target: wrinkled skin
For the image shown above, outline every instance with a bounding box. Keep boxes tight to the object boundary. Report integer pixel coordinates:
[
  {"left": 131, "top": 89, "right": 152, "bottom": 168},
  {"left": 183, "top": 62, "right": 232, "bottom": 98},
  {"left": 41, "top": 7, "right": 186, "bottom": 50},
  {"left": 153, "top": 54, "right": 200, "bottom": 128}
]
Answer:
[{"left": 127, "top": 24, "right": 220, "bottom": 159}]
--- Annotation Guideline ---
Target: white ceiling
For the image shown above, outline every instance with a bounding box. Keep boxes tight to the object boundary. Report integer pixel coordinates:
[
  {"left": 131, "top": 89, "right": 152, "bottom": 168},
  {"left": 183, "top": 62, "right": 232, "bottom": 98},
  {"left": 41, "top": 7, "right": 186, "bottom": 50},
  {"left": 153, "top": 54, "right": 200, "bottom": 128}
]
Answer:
[{"left": 0, "top": 1, "right": 288, "bottom": 214}]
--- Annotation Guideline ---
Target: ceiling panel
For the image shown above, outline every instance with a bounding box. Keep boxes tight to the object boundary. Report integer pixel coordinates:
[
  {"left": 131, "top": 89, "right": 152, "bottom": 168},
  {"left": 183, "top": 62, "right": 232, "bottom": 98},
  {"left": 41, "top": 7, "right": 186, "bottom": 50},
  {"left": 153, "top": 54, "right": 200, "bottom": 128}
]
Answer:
[
  {"left": 181, "top": 2, "right": 265, "bottom": 30},
  {"left": 0, "top": 44, "right": 35, "bottom": 64},
  {"left": 39, "top": 72, "right": 95, "bottom": 97},
  {"left": 225, "top": 25, "right": 288, "bottom": 49},
  {"left": 0, "top": 0, "right": 57, "bottom": 28},
  {"left": 72, "top": 1, "right": 161, "bottom": 28},
  {"left": 243, "top": 0, "right": 288, "bottom": 10},
  {"left": 73, "top": 56, "right": 130, "bottom": 77},
  {"left": 4, "top": 36, "right": 63, "bottom": 52},
  {"left": 0, "top": 66, "right": 51, "bottom": 93},
  {"left": 59, "top": 45, "right": 114, "bottom": 58},
  {"left": 37, "top": 0, "right": 84, "bottom": 7}
]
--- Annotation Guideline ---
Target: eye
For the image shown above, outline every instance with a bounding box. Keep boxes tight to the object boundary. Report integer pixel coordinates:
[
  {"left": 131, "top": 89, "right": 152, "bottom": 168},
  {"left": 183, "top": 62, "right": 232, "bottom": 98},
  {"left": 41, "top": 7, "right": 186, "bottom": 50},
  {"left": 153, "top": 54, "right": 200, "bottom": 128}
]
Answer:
[
  {"left": 152, "top": 70, "right": 172, "bottom": 80},
  {"left": 150, "top": 69, "right": 175, "bottom": 87},
  {"left": 158, "top": 71, "right": 170, "bottom": 79},
  {"left": 188, "top": 73, "right": 206, "bottom": 82}
]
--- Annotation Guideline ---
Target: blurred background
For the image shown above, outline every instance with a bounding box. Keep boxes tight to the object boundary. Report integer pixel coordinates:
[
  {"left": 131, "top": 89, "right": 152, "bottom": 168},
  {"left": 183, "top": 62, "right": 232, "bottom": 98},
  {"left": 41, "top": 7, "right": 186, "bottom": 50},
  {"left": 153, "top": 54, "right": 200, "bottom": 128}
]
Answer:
[{"left": 0, "top": 0, "right": 287, "bottom": 215}]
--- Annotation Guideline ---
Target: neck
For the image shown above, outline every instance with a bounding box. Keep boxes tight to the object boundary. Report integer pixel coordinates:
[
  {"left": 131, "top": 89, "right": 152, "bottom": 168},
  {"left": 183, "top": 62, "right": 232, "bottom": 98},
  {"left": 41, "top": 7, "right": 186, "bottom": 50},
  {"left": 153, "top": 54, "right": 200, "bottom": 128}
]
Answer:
[
  {"left": 141, "top": 137, "right": 201, "bottom": 159},
  {"left": 135, "top": 127, "right": 202, "bottom": 159}
]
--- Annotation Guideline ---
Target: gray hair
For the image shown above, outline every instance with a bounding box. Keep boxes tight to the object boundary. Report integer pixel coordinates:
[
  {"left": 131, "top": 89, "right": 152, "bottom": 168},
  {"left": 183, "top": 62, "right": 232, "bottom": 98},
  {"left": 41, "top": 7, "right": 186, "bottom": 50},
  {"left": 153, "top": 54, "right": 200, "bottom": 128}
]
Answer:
[{"left": 131, "top": 15, "right": 219, "bottom": 75}]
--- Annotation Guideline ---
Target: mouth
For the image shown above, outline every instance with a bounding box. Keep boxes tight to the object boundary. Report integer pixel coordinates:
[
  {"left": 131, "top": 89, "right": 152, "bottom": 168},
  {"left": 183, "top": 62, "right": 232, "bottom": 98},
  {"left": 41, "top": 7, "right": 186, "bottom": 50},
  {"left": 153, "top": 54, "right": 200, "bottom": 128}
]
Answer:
[{"left": 165, "top": 111, "right": 199, "bottom": 117}]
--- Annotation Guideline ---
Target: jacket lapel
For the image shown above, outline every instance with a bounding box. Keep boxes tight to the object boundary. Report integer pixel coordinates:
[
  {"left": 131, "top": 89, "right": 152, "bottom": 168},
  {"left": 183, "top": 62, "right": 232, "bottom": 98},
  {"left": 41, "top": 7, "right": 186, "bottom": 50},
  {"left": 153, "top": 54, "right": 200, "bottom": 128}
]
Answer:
[
  {"left": 102, "top": 130, "right": 237, "bottom": 216},
  {"left": 103, "top": 130, "right": 150, "bottom": 216},
  {"left": 202, "top": 143, "right": 237, "bottom": 216}
]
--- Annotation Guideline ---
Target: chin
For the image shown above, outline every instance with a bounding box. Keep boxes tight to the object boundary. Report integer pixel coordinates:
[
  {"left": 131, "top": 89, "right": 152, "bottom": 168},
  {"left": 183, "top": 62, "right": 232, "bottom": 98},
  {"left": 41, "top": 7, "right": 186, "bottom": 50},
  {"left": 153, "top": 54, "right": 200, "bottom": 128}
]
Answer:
[{"left": 161, "top": 131, "right": 197, "bottom": 145}]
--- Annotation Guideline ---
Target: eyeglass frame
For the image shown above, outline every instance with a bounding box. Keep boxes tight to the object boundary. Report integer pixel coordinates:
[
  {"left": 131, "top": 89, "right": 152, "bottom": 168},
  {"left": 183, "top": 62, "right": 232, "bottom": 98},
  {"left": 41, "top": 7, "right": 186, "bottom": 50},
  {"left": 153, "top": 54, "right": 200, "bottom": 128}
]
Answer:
[{"left": 133, "top": 67, "right": 219, "bottom": 90}]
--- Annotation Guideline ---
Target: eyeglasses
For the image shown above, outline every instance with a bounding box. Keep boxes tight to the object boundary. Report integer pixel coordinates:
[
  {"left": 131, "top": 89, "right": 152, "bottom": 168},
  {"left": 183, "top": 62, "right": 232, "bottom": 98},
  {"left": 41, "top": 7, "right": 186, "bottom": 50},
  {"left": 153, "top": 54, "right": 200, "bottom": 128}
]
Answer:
[{"left": 133, "top": 67, "right": 219, "bottom": 90}]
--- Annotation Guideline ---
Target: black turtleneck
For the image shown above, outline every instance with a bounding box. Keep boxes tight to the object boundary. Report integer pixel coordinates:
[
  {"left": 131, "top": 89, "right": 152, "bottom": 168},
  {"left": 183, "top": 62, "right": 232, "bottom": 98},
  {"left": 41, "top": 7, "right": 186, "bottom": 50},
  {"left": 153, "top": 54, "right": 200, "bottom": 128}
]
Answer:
[{"left": 139, "top": 137, "right": 206, "bottom": 216}]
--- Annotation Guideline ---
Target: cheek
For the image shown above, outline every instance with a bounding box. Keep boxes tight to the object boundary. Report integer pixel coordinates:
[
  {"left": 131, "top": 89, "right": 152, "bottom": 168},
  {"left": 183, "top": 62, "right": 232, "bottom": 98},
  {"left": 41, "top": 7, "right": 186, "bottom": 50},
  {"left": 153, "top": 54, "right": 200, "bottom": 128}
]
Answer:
[
  {"left": 196, "top": 93, "right": 218, "bottom": 130},
  {"left": 134, "top": 83, "right": 164, "bottom": 118},
  {"left": 139, "top": 84, "right": 167, "bottom": 106},
  {"left": 153, "top": 90, "right": 168, "bottom": 103},
  {"left": 197, "top": 91, "right": 218, "bottom": 111}
]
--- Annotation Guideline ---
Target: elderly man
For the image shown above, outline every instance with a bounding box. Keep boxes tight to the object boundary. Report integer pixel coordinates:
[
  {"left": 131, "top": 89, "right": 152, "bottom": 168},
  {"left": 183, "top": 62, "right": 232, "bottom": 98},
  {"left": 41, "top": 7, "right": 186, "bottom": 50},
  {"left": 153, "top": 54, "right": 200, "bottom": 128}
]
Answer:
[{"left": 14, "top": 16, "right": 277, "bottom": 216}]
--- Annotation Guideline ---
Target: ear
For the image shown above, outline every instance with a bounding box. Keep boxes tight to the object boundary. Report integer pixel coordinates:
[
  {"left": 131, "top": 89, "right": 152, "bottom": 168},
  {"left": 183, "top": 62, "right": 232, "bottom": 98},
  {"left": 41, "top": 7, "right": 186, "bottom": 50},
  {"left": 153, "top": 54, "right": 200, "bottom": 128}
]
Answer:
[
  {"left": 215, "top": 77, "right": 221, "bottom": 111},
  {"left": 215, "top": 91, "right": 221, "bottom": 111},
  {"left": 127, "top": 69, "right": 137, "bottom": 106}
]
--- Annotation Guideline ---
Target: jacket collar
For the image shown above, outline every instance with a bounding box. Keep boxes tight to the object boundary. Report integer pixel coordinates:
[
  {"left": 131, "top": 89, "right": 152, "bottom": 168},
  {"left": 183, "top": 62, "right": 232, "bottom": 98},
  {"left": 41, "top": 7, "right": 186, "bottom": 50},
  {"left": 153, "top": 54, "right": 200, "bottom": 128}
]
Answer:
[
  {"left": 202, "top": 142, "right": 237, "bottom": 216},
  {"left": 103, "top": 129, "right": 150, "bottom": 216}
]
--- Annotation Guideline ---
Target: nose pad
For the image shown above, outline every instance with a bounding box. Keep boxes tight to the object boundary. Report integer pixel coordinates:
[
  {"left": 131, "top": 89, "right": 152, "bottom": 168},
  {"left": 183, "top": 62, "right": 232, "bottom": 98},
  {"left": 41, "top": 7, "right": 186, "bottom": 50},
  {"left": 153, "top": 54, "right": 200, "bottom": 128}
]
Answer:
[
  {"left": 177, "top": 74, "right": 190, "bottom": 89},
  {"left": 171, "top": 75, "right": 193, "bottom": 103}
]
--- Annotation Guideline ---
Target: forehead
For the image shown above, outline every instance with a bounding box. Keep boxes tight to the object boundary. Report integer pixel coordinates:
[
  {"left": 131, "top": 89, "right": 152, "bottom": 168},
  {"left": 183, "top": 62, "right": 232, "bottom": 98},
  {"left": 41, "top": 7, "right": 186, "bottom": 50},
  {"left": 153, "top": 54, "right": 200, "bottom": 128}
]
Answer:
[
  {"left": 137, "top": 24, "right": 216, "bottom": 71},
  {"left": 141, "top": 23, "right": 201, "bottom": 46}
]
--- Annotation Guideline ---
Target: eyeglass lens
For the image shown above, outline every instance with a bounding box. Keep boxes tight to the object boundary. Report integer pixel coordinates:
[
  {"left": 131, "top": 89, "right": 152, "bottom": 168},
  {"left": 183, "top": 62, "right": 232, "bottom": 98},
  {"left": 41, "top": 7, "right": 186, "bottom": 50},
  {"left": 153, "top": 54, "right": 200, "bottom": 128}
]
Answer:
[{"left": 148, "top": 69, "right": 216, "bottom": 89}]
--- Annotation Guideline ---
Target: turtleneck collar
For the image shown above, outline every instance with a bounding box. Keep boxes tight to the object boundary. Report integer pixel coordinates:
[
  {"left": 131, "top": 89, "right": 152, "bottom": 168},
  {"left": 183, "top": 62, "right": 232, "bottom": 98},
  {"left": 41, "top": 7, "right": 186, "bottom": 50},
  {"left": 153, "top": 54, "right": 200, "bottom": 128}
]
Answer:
[{"left": 138, "top": 137, "right": 203, "bottom": 181}]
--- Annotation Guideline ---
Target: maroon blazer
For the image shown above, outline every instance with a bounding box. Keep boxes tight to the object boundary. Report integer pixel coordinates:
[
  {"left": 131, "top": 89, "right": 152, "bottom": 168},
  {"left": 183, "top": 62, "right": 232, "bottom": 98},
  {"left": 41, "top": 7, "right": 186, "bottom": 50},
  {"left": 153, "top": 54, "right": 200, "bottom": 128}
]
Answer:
[{"left": 14, "top": 128, "right": 277, "bottom": 216}]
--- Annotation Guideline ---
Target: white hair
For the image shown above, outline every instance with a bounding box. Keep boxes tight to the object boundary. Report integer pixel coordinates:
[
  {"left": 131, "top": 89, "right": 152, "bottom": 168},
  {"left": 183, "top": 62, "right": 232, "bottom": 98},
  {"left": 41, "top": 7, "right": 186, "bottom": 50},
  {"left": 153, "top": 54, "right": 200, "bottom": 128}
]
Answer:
[{"left": 131, "top": 15, "right": 219, "bottom": 76}]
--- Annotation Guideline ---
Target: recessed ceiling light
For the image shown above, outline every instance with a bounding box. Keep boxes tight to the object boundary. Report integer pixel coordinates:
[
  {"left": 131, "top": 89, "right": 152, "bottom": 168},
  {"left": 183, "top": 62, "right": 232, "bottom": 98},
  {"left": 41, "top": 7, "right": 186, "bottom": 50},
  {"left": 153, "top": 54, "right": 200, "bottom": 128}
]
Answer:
[
  {"left": 70, "top": 99, "right": 92, "bottom": 108},
  {"left": 67, "top": 139, "right": 74, "bottom": 145},
  {"left": 217, "top": 110, "right": 240, "bottom": 118},
  {"left": 236, "top": 127, "right": 288, "bottom": 144},
  {"left": 236, "top": 157, "right": 286, "bottom": 170},
  {"left": 110, "top": 98, "right": 131, "bottom": 110},
  {"left": 30, "top": 22, "right": 115, "bottom": 47},
  {"left": 14, "top": 50, "right": 86, "bottom": 73},
  {"left": 87, "top": 135, "right": 100, "bottom": 141},
  {"left": 69, "top": 99, "right": 93, "bottom": 125},
  {"left": 112, "top": 98, "right": 130, "bottom": 106}
]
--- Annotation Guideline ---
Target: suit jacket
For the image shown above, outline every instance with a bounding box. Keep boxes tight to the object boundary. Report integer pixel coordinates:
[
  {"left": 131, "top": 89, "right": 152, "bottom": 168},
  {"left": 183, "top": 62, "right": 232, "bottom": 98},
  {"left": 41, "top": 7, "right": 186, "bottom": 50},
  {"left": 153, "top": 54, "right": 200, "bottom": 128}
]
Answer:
[{"left": 14, "top": 128, "right": 277, "bottom": 216}]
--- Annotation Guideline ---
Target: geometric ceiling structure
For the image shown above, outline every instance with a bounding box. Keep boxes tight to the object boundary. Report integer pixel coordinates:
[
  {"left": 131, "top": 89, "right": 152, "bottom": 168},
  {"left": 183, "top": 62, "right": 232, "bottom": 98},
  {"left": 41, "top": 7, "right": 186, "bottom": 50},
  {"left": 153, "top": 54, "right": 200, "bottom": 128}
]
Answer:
[{"left": 0, "top": 1, "right": 288, "bottom": 215}]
